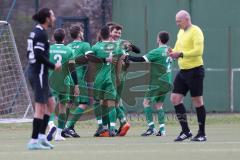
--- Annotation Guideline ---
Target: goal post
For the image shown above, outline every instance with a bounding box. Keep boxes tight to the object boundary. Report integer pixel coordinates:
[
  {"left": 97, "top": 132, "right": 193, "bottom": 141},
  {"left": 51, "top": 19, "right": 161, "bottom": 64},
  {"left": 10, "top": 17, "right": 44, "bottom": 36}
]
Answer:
[{"left": 0, "top": 21, "right": 33, "bottom": 123}]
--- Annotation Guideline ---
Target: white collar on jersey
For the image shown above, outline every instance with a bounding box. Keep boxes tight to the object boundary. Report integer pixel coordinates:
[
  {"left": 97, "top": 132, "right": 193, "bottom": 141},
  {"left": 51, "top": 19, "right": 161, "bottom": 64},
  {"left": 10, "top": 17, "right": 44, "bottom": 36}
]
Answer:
[
  {"left": 73, "top": 40, "right": 82, "bottom": 42},
  {"left": 159, "top": 44, "right": 168, "bottom": 48},
  {"left": 36, "top": 25, "right": 44, "bottom": 30}
]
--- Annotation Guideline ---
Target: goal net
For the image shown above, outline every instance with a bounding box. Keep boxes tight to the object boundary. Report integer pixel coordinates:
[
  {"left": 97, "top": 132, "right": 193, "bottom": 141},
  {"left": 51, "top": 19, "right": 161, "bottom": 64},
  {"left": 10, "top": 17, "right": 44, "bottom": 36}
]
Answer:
[{"left": 0, "top": 21, "right": 32, "bottom": 123}]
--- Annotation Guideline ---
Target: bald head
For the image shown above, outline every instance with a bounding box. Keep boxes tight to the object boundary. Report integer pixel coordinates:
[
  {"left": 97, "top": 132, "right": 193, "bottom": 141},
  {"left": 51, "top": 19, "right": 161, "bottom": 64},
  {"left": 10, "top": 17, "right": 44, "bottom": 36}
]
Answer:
[
  {"left": 176, "top": 10, "right": 192, "bottom": 30},
  {"left": 176, "top": 10, "right": 191, "bottom": 20}
]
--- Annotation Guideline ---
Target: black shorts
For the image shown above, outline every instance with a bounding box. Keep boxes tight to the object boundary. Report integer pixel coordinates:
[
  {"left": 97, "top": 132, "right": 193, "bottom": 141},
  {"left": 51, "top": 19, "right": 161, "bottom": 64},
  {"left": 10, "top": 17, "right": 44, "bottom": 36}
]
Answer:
[
  {"left": 28, "top": 73, "right": 52, "bottom": 103},
  {"left": 172, "top": 65, "right": 204, "bottom": 97}
]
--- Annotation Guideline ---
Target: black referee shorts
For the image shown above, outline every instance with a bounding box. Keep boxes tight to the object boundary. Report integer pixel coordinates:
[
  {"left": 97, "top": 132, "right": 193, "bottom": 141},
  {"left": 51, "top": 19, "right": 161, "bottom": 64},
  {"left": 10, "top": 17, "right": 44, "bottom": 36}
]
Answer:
[
  {"left": 172, "top": 65, "right": 204, "bottom": 97},
  {"left": 28, "top": 73, "right": 52, "bottom": 104}
]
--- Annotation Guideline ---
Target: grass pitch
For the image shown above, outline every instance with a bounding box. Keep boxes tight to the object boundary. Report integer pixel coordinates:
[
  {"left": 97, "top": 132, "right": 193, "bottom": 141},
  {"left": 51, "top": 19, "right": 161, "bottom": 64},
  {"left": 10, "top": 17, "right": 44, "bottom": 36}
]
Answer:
[{"left": 0, "top": 114, "right": 240, "bottom": 160}]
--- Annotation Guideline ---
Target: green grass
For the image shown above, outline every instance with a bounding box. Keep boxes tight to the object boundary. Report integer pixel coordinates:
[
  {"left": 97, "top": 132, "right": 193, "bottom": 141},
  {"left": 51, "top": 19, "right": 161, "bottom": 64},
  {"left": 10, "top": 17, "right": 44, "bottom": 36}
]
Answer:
[{"left": 0, "top": 114, "right": 240, "bottom": 160}]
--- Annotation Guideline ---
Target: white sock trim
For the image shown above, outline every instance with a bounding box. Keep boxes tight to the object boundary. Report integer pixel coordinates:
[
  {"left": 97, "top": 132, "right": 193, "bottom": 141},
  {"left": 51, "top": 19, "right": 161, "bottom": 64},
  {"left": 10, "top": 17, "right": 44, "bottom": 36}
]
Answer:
[
  {"left": 57, "top": 128, "right": 63, "bottom": 133},
  {"left": 29, "top": 138, "right": 38, "bottom": 144},
  {"left": 48, "top": 121, "right": 54, "bottom": 127},
  {"left": 38, "top": 134, "right": 46, "bottom": 140},
  {"left": 148, "top": 122, "right": 154, "bottom": 126},
  {"left": 97, "top": 120, "right": 103, "bottom": 124},
  {"left": 159, "top": 124, "right": 165, "bottom": 128},
  {"left": 120, "top": 117, "right": 126, "bottom": 123},
  {"left": 110, "top": 123, "right": 116, "bottom": 127}
]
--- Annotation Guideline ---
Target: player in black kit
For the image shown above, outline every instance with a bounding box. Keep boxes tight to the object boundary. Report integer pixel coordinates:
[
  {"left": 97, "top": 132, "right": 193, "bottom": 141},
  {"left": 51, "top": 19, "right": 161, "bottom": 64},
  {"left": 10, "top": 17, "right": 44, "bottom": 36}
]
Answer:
[{"left": 26, "top": 8, "right": 61, "bottom": 150}]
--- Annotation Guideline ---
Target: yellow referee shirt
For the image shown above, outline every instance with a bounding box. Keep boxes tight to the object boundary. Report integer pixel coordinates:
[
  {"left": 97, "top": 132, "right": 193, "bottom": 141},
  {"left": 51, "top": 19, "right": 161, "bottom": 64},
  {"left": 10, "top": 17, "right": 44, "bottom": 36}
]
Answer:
[{"left": 173, "top": 25, "right": 204, "bottom": 69}]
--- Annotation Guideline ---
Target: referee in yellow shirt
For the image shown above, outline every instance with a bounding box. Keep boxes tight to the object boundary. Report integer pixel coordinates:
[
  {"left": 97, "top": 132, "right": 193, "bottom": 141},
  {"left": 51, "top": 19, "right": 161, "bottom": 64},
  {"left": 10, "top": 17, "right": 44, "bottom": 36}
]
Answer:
[{"left": 169, "top": 10, "right": 206, "bottom": 142}]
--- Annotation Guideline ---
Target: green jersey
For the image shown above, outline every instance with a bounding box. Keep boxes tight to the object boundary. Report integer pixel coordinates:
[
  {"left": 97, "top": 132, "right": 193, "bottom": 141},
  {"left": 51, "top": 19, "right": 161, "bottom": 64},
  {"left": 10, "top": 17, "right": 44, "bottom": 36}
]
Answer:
[
  {"left": 67, "top": 41, "right": 91, "bottom": 103},
  {"left": 143, "top": 45, "right": 172, "bottom": 81},
  {"left": 92, "top": 41, "right": 124, "bottom": 77},
  {"left": 143, "top": 45, "right": 173, "bottom": 100},
  {"left": 49, "top": 44, "right": 73, "bottom": 93},
  {"left": 92, "top": 41, "right": 123, "bottom": 58},
  {"left": 67, "top": 40, "right": 91, "bottom": 58},
  {"left": 114, "top": 39, "right": 127, "bottom": 55},
  {"left": 67, "top": 41, "right": 90, "bottom": 80},
  {"left": 91, "top": 41, "right": 123, "bottom": 100}
]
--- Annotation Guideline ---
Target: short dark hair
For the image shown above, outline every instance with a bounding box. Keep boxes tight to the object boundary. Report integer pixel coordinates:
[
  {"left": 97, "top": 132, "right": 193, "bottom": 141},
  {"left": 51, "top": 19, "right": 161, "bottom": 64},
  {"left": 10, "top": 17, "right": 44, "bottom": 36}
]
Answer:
[
  {"left": 158, "top": 31, "right": 169, "bottom": 44},
  {"left": 69, "top": 25, "right": 83, "bottom": 39},
  {"left": 110, "top": 24, "right": 123, "bottom": 32},
  {"left": 106, "top": 21, "right": 117, "bottom": 27},
  {"left": 53, "top": 28, "right": 65, "bottom": 43},
  {"left": 32, "top": 8, "right": 51, "bottom": 24},
  {"left": 100, "top": 25, "right": 110, "bottom": 40}
]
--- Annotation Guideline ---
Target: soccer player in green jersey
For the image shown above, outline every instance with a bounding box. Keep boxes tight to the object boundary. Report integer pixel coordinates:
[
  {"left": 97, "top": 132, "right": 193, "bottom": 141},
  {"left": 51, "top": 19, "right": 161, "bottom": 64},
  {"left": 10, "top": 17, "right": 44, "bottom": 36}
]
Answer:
[
  {"left": 123, "top": 31, "right": 172, "bottom": 136},
  {"left": 92, "top": 23, "right": 139, "bottom": 137},
  {"left": 108, "top": 24, "right": 131, "bottom": 136},
  {"left": 91, "top": 26, "right": 124, "bottom": 136},
  {"left": 48, "top": 28, "right": 79, "bottom": 141},
  {"left": 61, "top": 25, "right": 92, "bottom": 138},
  {"left": 109, "top": 23, "right": 140, "bottom": 136}
]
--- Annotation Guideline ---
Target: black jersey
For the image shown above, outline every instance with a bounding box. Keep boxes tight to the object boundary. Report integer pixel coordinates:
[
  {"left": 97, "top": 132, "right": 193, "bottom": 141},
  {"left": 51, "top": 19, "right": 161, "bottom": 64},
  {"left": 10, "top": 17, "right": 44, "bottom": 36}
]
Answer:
[{"left": 27, "top": 25, "right": 54, "bottom": 75}]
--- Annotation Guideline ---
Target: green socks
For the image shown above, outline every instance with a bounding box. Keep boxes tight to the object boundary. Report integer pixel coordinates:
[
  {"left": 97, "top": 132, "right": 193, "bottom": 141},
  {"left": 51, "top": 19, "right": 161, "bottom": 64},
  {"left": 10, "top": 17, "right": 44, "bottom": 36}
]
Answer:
[
  {"left": 93, "top": 102, "right": 103, "bottom": 127},
  {"left": 58, "top": 113, "right": 66, "bottom": 129},
  {"left": 65, "top": 107, "right": 84, "bottom": 128},
  {"left": 144, "top": 106, "right": 154, "bottom": 128},
  {"left": 119, "top": 105, "right": 126, "bottom": 113},
  {"left": 49, "top": 112, "right": 55, "bottom": 122},
  {"left": 116, "top": 107, "right": 126, "bottom": 126},
  {"left": 108, "top": 106, "right": 117, "bottom": 130},
  {"left": 102, "top": 106, "right": 109, "bottom": 127},
  {"left": 157, "top": 108, "right": 165, "bottom": 125}
]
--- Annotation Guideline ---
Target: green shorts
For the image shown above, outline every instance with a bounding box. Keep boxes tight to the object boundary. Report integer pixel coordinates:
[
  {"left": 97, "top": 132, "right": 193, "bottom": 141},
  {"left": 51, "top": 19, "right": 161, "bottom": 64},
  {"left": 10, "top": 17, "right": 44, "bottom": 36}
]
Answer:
[
  {"left": 145, "top": 94, "right": 166, "bottom": 103},
  {"left": 94, "top": 77, "right": 117, "bottom": 101},
  {"left": 69, "top": 85, "right": 89, "bottom": 105},
  {"left": 144, "top": 82, "right": 170, "bottom": 103},
  {"left": 115, "top": 65, "right": 127, "bottom": 101},
  {"left": 52, "top": 91, "right": 70, "bottom": 104}
]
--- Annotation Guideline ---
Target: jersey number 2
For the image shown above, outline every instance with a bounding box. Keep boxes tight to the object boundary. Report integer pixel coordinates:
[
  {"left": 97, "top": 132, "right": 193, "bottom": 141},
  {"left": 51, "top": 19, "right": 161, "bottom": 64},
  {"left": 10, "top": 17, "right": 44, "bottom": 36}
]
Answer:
[{"left": 54, "top": 54, "right": 62, "bottom": 64}]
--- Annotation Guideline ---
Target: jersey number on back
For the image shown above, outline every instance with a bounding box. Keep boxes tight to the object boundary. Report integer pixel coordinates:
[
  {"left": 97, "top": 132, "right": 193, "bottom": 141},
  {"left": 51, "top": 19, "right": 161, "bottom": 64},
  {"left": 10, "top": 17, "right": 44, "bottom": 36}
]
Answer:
[{"left": 54, "top": 54, "right": 62, "bottom": 64}]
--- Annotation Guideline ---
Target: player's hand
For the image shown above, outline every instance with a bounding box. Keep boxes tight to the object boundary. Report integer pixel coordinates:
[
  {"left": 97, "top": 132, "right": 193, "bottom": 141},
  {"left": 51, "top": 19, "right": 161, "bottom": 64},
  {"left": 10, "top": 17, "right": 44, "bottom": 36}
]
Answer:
[
  {"left": 119, "top": 54, "right": 127, "bottom": 61},
  {"left": 167, "top": 48, "right": 173, "bottom": 53},
  {"left": 106, "top": 56, "right": 113, "bottom": 63},
  {"left": 143, "top": 99, "right": 150, "bottom": 106},
  {"left": 54, "top": 62, "right": 62, "bottom": 71},
  {"left": 121, "top": 54, "right": 130, "bottom": 68},
  {"left": 74, "top": 85, "right": 80, "bottom": 97},
  {"left": 168, "top": 51, "right": 183, "bottom": 59},
  {"left": 67, "top": 102, "right": 74, "bottom": 108},
  {"left": 122, "top": 41, "right": 132, "bottom": 51}
]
